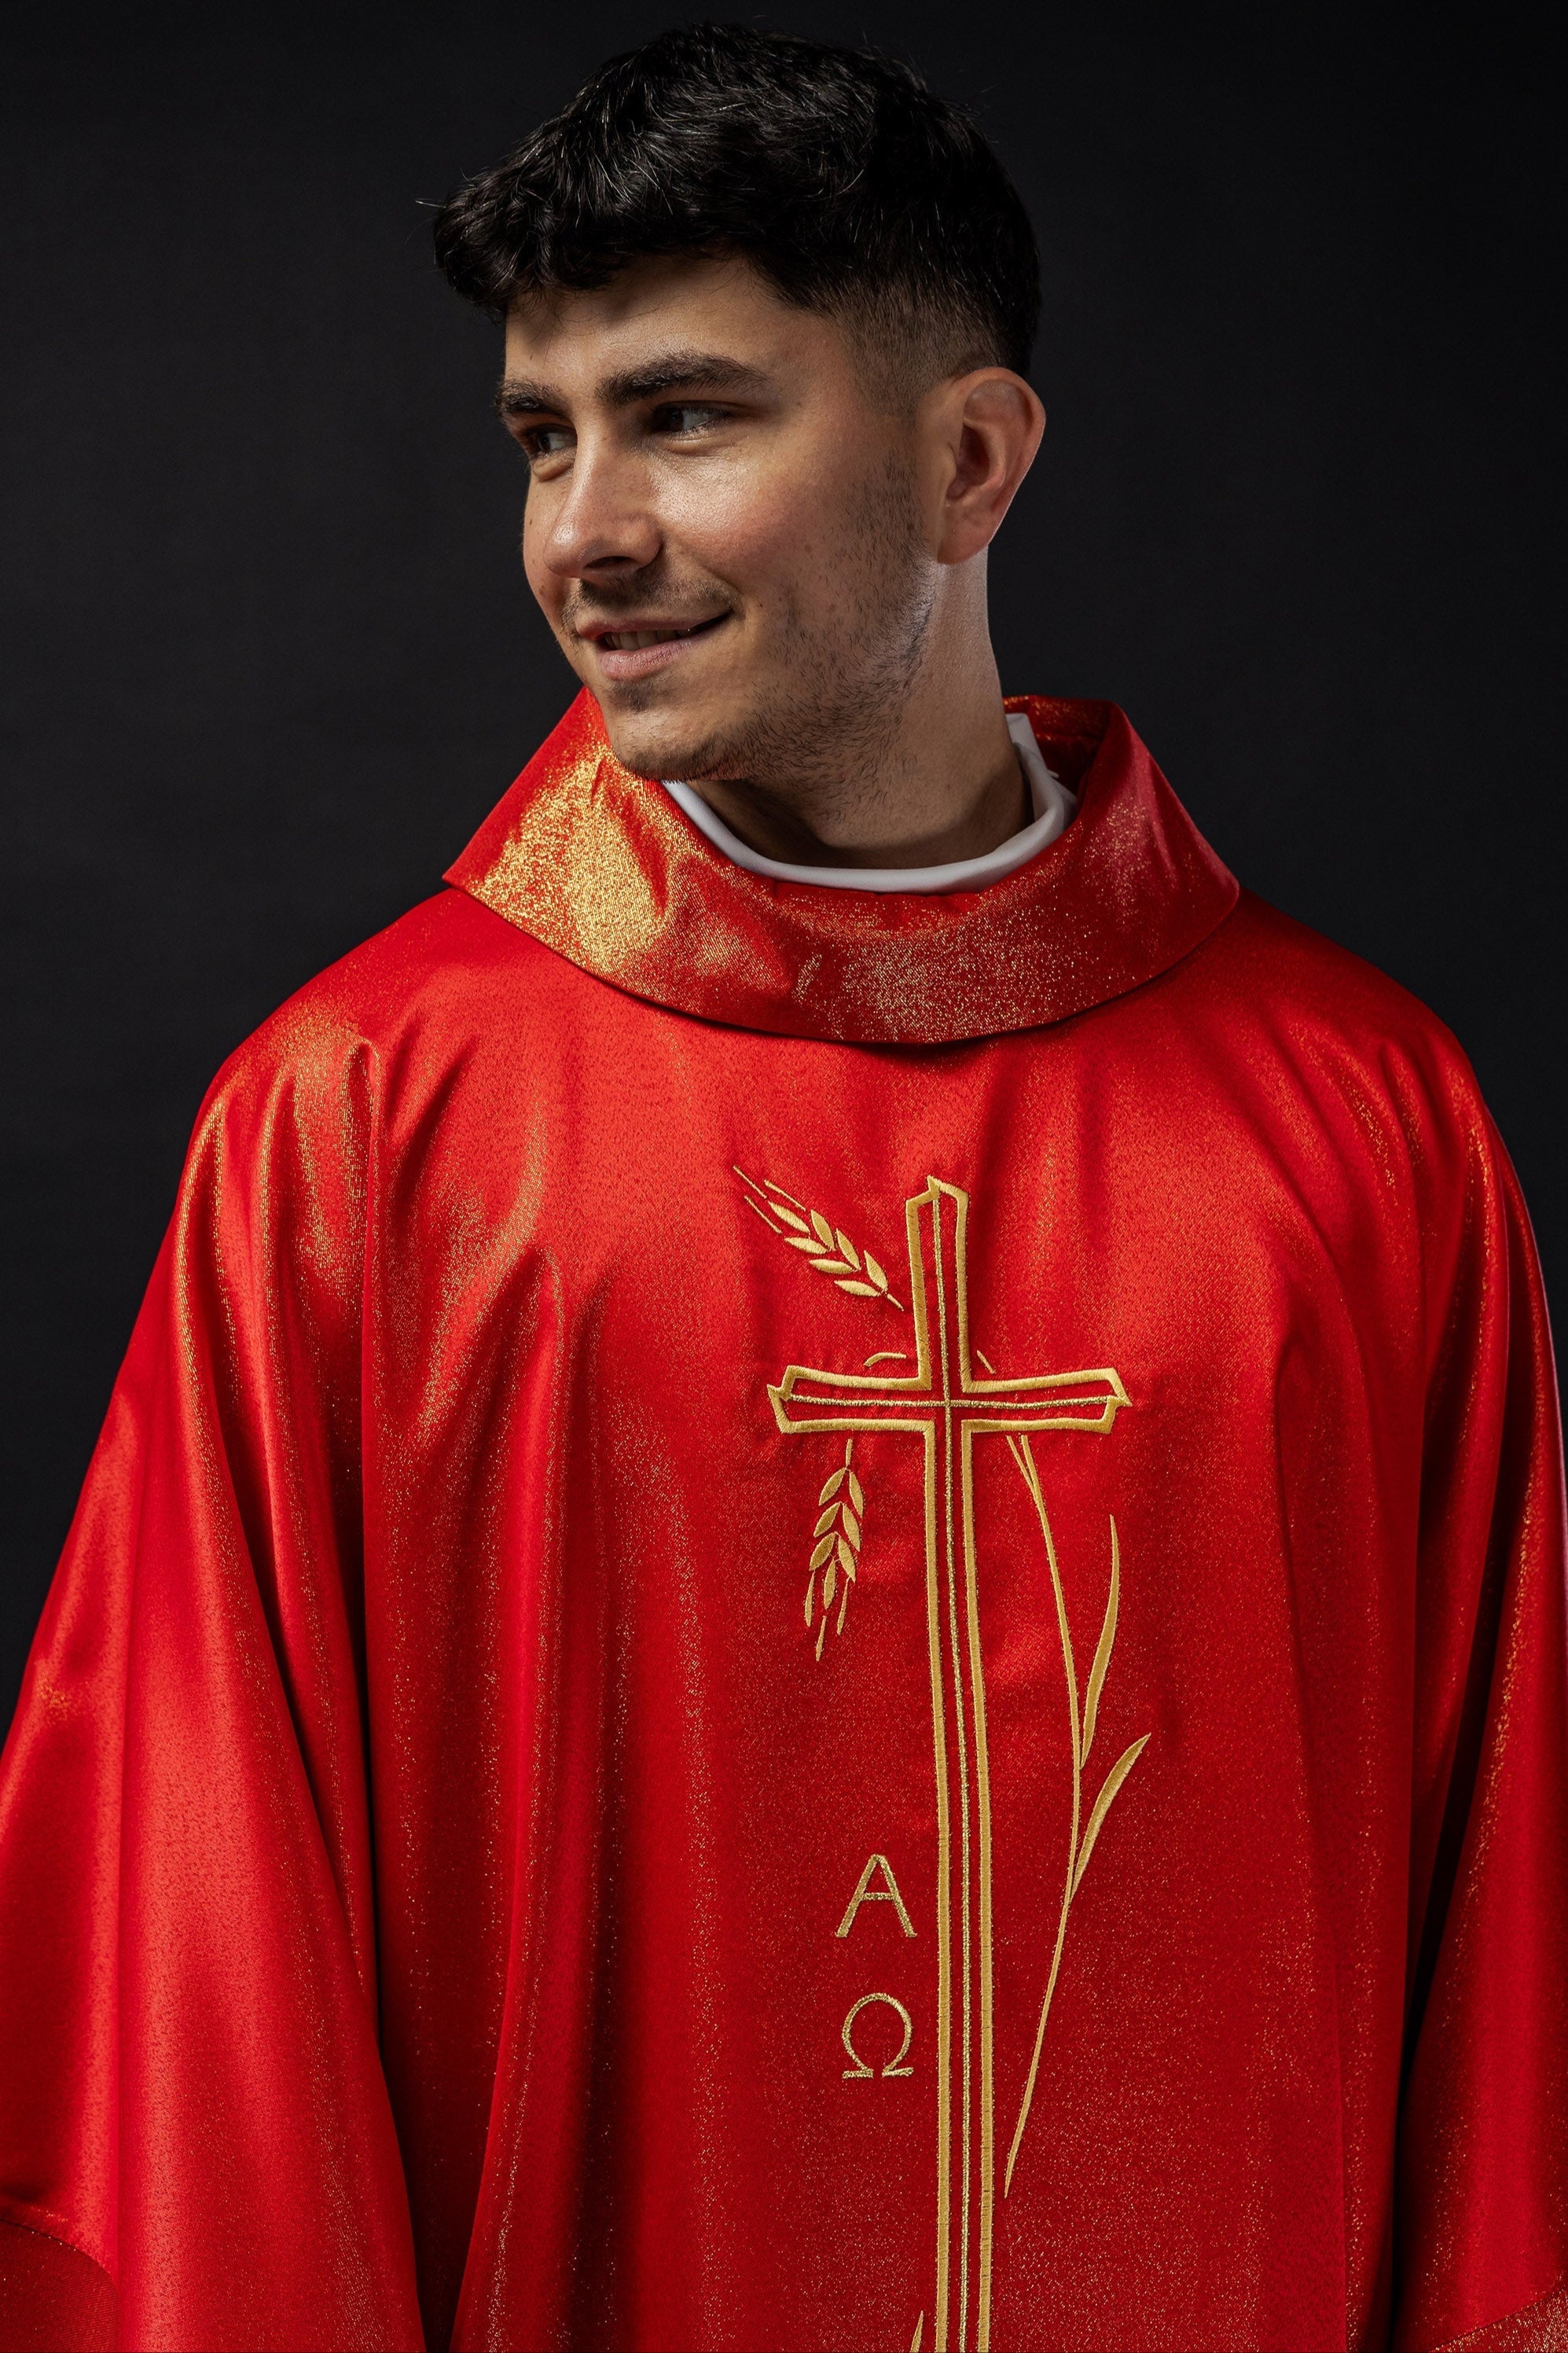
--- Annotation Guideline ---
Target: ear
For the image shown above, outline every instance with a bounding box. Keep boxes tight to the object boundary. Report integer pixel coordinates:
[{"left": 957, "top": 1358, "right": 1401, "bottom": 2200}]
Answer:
[{"left": 924, "top": 369, "right": 1046, "bottom": 566}]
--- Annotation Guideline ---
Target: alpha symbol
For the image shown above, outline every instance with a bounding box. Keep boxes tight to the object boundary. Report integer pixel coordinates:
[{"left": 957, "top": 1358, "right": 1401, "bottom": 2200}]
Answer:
[{"left": 836, "top": 1852, "right": 917, "bottom": 1939}]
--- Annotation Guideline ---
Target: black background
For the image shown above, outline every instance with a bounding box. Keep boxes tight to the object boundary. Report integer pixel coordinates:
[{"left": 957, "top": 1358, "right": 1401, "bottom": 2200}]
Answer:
[{"left": 2, "top": 6, "right": 1560, "bottom": 1726}]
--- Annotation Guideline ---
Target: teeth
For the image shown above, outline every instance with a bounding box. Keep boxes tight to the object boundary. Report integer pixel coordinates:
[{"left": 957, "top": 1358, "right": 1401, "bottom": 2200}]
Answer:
[{"left": 599, "top": 620, "right": 714, "bottom": 652}]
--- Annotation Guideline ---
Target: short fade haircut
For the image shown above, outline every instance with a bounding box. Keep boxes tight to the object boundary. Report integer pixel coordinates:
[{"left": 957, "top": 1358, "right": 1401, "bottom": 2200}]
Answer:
[{"left": 433, "top": 22, "right": 1041, "bottom": 389}]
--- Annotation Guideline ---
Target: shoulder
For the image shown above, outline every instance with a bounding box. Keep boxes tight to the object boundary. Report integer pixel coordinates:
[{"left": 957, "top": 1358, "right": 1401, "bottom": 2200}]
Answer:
[
  {"left": 145, "top": 894, "right": 537, "bottom": 1335},
  {"left": 237, "top": 887, "right": 537, "bottom": 1059},
  {"left": 1174, "top": 896, "right": 1528, "bottom": 1343},
  {"left": 1193, "top": 891, "right": 1500, "bottom": 1200},
  {"left": 1208, "top": 890, "right": 1483, "bottom": 1098},
  {"left": 176, "top": 888, "right": 564, "bottom": 1197},
  {"left": 197, "top": 888, "right": 541, "bottom": 1114}
]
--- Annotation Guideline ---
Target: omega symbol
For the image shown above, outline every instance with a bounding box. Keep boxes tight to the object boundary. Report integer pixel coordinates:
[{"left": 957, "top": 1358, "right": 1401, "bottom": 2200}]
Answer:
[{"left": 842, "top": 1991, "right": 915, "bottom": 2079}]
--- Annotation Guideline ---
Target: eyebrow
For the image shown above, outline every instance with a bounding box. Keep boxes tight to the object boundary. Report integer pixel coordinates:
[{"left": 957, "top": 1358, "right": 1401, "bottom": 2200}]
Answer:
[{"left": 494, "top": 351, "right": 773, "bottom": 418}]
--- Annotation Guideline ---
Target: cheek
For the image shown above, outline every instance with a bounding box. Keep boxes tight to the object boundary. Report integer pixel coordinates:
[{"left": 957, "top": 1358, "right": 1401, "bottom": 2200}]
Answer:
[
  {"left": 659, "top": 455, "right": 857, "bottom": 608},
  {"left": 663, "top": 469, "right": 788, "bottom": 575},
  {"left": 520, "top": 500, "right": 556, "bottom": 605},
  {"left": 521, "top": 490, "right": 585, "bottom": 619}
]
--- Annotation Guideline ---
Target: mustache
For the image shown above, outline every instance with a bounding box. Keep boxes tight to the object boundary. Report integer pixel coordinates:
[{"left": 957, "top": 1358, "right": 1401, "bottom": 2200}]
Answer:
[{"left": 562, "top": 569, "right": 732, "bottom": 631}]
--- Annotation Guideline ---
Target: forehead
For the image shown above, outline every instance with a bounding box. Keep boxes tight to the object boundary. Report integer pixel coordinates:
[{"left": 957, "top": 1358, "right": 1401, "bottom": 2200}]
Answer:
[{"left": 502, "top": 252, "right": 851, "bottom": 392}]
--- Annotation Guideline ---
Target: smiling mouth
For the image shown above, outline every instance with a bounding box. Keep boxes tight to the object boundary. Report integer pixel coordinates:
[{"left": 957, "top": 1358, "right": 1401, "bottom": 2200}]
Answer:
[{"left": 593, "top": 614, "right": 728, "bottom": 652}]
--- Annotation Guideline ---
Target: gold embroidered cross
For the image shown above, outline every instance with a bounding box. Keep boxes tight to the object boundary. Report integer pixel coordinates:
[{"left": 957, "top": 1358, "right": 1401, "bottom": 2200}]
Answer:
[{"left": 769, "top": 1177, "right": 1129, "bottom": 2353}]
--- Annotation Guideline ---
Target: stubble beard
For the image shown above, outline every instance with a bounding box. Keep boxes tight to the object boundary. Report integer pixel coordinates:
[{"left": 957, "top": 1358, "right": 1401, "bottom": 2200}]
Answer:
[{"left": 598, "top": 452, "right": 937, "bottom": 817}]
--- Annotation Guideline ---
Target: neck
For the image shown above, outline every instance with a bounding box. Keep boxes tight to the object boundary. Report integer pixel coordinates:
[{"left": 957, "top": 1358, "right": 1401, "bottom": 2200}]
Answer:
[{"left": 684, "top": 578, "right": 1029, "bottom": 870}]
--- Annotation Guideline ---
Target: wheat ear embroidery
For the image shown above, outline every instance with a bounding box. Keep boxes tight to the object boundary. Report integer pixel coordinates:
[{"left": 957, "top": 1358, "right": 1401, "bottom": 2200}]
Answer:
[
  {"left": 1001, "top": 1436, "right": 1149, "bottom": 2197},
  {"left": 803, "top": 1439, "right": 866, "bottom": 1658},
  {"left": 733, "top": 1167, "right": 905, "bottom": 1308}
]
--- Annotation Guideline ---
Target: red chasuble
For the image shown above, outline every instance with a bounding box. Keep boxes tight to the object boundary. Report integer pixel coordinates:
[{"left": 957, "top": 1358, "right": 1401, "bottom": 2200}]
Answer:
[{"left": 2, "top": 693, "right": 1566, "bottom": 2353}]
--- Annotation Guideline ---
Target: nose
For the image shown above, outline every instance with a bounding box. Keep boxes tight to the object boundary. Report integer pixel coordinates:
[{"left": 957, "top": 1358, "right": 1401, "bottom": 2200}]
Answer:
[{"left": 537, "top": 436, "right": 662, "bottom": 583}]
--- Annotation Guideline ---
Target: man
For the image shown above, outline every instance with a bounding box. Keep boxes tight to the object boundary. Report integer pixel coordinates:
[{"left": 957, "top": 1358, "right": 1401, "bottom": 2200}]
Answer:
[{"left": 1, "top": 23, "right": 1563, "bottom": 2352}]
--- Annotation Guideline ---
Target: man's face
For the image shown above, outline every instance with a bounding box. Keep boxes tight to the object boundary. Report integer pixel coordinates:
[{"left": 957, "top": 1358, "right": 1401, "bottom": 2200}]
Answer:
[{"left": 500, "top": 254, "right": 936, "bottom": 787}]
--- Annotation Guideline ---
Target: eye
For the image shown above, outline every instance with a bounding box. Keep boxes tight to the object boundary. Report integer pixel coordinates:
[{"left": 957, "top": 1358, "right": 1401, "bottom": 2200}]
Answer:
[
  {"left": 516, "top": 424, "right": 574, "bottom": 464},
  {"left": 653, "top": 403, "right": 728, "bottom": 438}
]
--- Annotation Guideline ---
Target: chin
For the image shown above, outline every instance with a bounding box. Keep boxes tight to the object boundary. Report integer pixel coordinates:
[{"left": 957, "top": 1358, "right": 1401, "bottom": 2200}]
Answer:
[{"left": 596, "top": 686, "right": 744, "bottom": 785}]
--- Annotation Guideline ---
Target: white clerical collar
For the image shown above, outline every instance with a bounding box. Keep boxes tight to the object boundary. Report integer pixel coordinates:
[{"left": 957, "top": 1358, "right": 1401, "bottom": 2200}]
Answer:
[{"left": 661, "top": 711, "right": 1078, "bottom": 895}]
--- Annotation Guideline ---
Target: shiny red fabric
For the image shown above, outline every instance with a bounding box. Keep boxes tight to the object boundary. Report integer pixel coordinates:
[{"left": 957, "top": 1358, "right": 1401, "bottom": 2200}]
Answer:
[
  {"left": 445, "top": 693, "right": 1239, "bottom": 1046},
  {"left": 2, "top": 694, "right": 1564, "bottom": 2353}
]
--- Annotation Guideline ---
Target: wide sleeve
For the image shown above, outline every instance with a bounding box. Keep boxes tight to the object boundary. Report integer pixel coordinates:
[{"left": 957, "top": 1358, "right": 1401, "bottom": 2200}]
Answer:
[
  {"left": 0, "top": 1020, "right": 424, "bottom": 2351},
  {"left": 1396, "top": 1103, "right": 1568, "bottom": 2351}
]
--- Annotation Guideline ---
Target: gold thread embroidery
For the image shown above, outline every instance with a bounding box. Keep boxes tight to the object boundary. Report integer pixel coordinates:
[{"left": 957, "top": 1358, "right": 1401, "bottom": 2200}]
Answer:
[
  {"left": 734, "top": 1167, "right": 906, "bottom": 1307},
  {"left": 961, "top": 1421, "right": 995, "bottom": 2353},
  {"left": 761, "top": 1175, "right": 1131, "bottom": 2351},
  {"left": 973, "top": 1318, "right": 1005, "bottom": 2326},
  {"left": 804, "top": 1439, "right": 867, "bottom": 1657},
  {"left": 842, "top": 1992, "right": 916, "bottom": 2078},
  {"left": 1000, "top": 1454, "right": 1149, "bottom": 2200},
  {"left": 911, "top": 2316, "right": 926, "bottom": 2353},
  {"left": 836, "top": 1853, "right": 918, "bottom": 1939},
  {"left": 932, "top": 1221, "right": 974, "bottom": 2353}
]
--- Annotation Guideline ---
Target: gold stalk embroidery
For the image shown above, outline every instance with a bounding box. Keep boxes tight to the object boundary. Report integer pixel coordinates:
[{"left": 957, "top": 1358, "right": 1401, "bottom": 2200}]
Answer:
[
  {"left": 805, "top": 1439, "right": 866, "bottom": 1657},
  {"left": 734, "top": 1167, "right": 905, "bottom": 1307},
  {"left": 1001, "top": 1439, "right": 1149, "bottom": 2199}
]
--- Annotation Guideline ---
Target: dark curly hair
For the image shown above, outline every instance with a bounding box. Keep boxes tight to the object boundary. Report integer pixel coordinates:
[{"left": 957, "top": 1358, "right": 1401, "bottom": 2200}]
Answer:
[{"left": 433, "top": 23, "right": 1041, "bottom": 384}]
